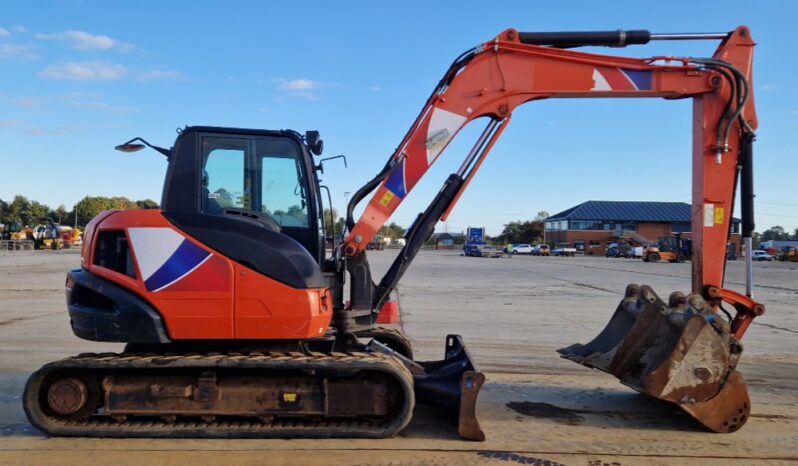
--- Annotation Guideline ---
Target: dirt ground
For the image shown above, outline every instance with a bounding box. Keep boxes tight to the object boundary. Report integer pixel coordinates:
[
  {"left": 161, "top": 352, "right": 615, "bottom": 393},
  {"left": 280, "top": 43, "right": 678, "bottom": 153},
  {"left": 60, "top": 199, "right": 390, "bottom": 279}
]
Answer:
[{"left": 0, "top": 249, "right": 796, "bottom": 465}]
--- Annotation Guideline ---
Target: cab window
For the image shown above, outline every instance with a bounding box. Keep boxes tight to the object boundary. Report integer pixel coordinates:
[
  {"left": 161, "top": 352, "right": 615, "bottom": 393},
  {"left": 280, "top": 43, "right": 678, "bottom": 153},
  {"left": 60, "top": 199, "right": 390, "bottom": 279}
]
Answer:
[
  {"left": 257, "top": 138, "right": 308, "bottom": 228},
  {"left": 201, "top": 135, "right": 309, "bottom": 228},
  {"left": 202, "top": 138, "right": 248, "bottom": 213}
]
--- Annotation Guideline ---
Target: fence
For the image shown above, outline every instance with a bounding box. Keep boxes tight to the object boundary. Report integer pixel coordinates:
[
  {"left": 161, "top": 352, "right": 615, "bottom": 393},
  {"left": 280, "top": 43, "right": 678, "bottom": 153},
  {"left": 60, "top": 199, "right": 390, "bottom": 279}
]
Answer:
[{"left": 0, "top": 240, "right": 35, "bottom": 251}]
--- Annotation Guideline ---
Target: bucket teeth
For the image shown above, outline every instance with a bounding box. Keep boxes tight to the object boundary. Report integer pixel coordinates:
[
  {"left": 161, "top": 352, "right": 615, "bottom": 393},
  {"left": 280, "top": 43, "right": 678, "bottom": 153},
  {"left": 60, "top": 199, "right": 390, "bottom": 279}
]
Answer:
[{"left": 559, "top": 284, "right": 751, "bottom": 433}]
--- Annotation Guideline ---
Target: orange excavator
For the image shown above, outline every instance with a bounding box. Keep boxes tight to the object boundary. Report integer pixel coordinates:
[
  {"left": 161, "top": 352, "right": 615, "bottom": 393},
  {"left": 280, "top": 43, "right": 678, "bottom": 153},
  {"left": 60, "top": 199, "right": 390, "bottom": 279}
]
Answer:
[{"left": 25, "top": 26, "right": 763, "bottom": 439}]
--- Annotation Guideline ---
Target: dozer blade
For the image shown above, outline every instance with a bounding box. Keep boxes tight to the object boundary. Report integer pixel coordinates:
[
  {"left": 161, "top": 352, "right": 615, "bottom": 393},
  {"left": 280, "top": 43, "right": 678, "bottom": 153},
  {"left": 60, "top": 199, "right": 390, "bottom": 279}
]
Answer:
[
  {"left": 365, "top": 334, "right": 485, "bottom": 440},
  {"left": 415, "top": 334, "right": 485, "bottom": 441},
  {"left": 559, "top": 284, "right": 750, "bottom": 433}
]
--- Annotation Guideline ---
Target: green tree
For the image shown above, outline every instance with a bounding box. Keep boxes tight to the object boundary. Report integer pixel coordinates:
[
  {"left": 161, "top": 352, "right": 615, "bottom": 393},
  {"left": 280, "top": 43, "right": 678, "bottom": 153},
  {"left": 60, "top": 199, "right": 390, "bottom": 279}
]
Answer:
[
  {"left": 761, "top": 226, "right": 789, "bottom": 242},
  {"left": 74, "top": 196, "right": 113, "bottom": 227},
  {"left": 50, "top": 205, "right": 69, "bottom": 224},
  {"left": 498, "top": 219, "right": 544, "bottom": 244},
  {"left": 8, "top": 195, "right": 30, "bottom": 225},
  {"left": 28, "top": 200, "right": 51, "bottom": 223},
  {"left": 0, "top": 198, "right": 8, "bottom": 225},
  {"left": 136, "top": 199, "right": 160, "bottom": 209},
  {"left": 379, "top": 222, "right": 406, "bottom": 239},
  {"left": 323, "top": 207, "right": 339, "bottom": 234},
  {"left": 322, "top": 207, "right": 347, "bottom": 237},
  {"left": 110, "top": 196, "right": 138, "bottom": 211},
  {"left": 535, "top": 211, "right": 550, "bottom": 221}
]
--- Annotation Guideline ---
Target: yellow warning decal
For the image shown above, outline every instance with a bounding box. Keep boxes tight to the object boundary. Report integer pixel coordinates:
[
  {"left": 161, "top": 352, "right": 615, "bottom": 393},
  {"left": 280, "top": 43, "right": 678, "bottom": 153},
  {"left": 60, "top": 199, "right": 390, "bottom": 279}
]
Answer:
[
  {"left": 379, "top": 190, "right": 395, "bottom": 207},
  {"left": 715, "top": 207, "right": 725, "bottom": 225},
  {"left": 282, "top": 393, "right": 297, "bottom": 403}
]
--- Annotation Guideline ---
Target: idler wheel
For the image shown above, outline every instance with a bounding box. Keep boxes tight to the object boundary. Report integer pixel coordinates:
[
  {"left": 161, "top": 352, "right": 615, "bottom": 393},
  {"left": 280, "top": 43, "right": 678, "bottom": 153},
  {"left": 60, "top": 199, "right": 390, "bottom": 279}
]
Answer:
[{"left": 47, "top": 377, "right": 88, "bottom": 416}]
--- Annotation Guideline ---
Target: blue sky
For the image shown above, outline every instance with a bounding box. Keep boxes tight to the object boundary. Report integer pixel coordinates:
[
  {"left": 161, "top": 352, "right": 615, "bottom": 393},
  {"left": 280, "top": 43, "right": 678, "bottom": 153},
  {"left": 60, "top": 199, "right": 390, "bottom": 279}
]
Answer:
[{"left": 1, "top": 1, "right": 796, "bottom": 235}]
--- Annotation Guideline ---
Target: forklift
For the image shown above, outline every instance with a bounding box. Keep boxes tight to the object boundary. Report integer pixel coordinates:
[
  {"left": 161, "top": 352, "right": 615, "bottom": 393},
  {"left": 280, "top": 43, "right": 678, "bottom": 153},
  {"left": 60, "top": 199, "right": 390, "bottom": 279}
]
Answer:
[{"left": 643, "top": 233, "right": 691, "bottom": 263}]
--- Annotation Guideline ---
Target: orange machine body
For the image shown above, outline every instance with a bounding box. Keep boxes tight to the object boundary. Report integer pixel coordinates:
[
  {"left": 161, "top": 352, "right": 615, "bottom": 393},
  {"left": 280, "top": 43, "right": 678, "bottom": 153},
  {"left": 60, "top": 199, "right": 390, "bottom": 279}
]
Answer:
[{"left": 80, "top": 209, "right": 331, "bottom": 340}]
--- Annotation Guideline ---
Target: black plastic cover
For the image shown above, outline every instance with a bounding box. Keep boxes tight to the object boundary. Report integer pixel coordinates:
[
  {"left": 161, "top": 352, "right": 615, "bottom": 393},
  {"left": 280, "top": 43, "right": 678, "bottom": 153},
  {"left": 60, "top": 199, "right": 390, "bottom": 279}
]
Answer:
[
  {"left": 67, "top": 268, "right": 171, "bottom": 344},
  {"left": 165, "top": 211, "right": 326, "bottom": 289}
]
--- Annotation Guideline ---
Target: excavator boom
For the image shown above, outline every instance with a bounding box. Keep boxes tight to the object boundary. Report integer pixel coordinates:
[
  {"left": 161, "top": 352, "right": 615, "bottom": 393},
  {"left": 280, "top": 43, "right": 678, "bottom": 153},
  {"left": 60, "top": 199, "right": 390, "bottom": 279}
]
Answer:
[{"left": 342, "top": 26, "right": 763, "bottom": 432}]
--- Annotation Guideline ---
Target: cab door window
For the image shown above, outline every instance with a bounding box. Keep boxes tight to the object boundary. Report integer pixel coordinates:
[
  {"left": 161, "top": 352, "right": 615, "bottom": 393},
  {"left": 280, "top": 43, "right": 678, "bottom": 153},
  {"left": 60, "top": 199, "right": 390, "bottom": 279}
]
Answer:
[
  {"left": 201, "top": 138, "right": 248, "bottom": 213},
  {"left": 256, "top": 138, "right": 309, "bottom": 228}
]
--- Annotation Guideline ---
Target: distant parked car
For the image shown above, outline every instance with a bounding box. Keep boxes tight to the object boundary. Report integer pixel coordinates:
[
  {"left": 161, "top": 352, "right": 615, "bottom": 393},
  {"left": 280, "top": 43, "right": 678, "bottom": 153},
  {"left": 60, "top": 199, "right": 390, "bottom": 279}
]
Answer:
[
  {"left": 727, "top": 243, "right": 738, "bottom": 261},
  {"left": 752, "top": 250, "right": 773, "bottom": 261},
  {"left": 533, "top": 245, "right": 550, "bottom": 256},
  {"left": 463, "top": 244, "right": 482, "bottom": 257},
  {"left": 479, "top": 246, "right": 504, "bottom": 258},
  {"left": 553, "top": 244, "right": 577, "bottom": 257},
  {"left": 511, "top": 243, "right": 534, "bottom": 254},
  {"left": 629, "top": 246, "right": 644, "bottom": 258},
  {"left": 606, "top": 243, "right": 632, "bottom": 258}
]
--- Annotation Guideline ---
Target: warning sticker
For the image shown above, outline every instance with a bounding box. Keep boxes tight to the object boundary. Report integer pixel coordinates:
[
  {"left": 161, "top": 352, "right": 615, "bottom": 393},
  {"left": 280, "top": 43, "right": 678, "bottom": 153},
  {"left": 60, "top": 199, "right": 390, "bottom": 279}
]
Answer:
[
  {"left": 379, "top": 190, "right": 395, "bottom": 207},
  {"left": 704, "top": 204, "right": 715, "bottom": 227},
  {"left": 715, "top": 207, "right": 725, "bottom": 225}
]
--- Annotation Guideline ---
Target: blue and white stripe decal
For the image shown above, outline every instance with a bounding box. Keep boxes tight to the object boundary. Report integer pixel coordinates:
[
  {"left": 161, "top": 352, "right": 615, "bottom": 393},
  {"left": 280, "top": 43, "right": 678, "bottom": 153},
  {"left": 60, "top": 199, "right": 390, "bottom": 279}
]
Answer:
[
  {"left": 128, "top": 227, "right": 212, "bottom": 292},
  {"left": 622, "top": 69, "right": 652, "bottom": 91},
  {"left": 384, "top": 161, "right": 408, "bottom": 199}
]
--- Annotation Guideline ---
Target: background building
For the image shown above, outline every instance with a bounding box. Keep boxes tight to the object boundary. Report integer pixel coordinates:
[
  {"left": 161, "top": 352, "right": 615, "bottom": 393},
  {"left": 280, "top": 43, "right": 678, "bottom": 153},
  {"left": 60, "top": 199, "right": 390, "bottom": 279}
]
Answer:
[{"left": 544, "top": 201, "right": 741, "bottom": 255}]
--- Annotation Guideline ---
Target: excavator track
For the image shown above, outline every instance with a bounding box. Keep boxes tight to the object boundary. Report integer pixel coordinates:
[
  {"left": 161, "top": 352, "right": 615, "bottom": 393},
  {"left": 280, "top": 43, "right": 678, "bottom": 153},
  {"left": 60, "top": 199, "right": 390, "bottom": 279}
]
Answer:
[{"left": 24, "top": 350, "right": 415, "bottom": 438}]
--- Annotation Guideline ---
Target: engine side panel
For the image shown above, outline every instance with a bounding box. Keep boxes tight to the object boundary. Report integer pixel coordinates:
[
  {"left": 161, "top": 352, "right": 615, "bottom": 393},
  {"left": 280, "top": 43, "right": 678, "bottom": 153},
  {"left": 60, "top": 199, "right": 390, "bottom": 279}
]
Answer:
[{"left": 83, "top": 209, "right": 331, "bottom": 340}]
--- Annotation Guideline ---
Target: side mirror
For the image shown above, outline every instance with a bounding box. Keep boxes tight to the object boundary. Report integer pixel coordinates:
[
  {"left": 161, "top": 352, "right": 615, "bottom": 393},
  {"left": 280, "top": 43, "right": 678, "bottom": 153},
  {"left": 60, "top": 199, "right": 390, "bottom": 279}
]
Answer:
[
  {"left": 305, "top": 130, "right": 324, "bottom": 156},
  {"left": 114, "top": 137, "right": 171, "bottom": 158},
  {"left": 115, "top": 143, "right": 145, "bottom": 153}
]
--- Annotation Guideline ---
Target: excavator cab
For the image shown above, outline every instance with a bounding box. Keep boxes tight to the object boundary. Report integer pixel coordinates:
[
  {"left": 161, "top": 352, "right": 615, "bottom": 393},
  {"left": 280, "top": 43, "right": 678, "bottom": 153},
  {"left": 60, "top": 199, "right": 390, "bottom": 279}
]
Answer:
[{"left": 162, "top": 127, "right": 327, "bottom": 266}]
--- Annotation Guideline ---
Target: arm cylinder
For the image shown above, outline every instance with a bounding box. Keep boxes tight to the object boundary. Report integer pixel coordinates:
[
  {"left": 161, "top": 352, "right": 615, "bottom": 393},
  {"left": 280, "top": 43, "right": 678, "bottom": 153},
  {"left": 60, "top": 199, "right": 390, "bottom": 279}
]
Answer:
[{"left": 518, "top": 30, "right": 650, "bottom": 47}]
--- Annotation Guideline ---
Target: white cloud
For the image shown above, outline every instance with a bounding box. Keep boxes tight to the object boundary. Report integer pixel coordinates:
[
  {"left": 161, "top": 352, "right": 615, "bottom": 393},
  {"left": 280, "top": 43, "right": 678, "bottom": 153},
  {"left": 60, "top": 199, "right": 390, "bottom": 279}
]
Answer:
[
  {"left": 761, "top": 84, "right": 776, "bottom": 91},
  {"left": 35, "top": 30, "right": 134, "bottom": 52},
  {"left": 290, "top": 91, "right": 320, "bottom": 101},
  {"left": 60, "top": 91, "right": 136, "bottom": 113},
  {"left": 0, "top": 119, "right": 78, "bottom": 136},
  {"left": 276, "top": 79, "right": 318, "bottom": 91},
  {"left": 61, "top": 91, "right": 103, "bottom": 100},
  {"left": 12, "top": 25, "right": 27, "bottom": 34},
  {"left": 11, "top": 96, "right": 43, "bottom": 110},
  {"left": 67, "top": 100, "right": 137, "bottom": 113},
  {"left": 39, "top": 61, "right": 127, "bottom": 81},
  {"left": 138, "top": 68, "right": 183, "bottom": 81},
  {"left": 368, "top": 85, "right": 382, "bottom": 92},
  {"left": 0, "top": 27, "right": 10, "bottom": 38},
  {"left": 0, "top": 43, "right": 37, "bottom": 59},
  {"left": 274, "top": 78, "right": 325, "bottom": 101}
]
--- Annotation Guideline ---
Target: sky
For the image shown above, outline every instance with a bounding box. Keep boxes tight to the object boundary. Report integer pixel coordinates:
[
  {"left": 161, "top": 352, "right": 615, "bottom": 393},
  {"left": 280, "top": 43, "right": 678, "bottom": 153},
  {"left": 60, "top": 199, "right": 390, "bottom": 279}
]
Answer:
[{"left": 0, "top": 1, "right": 796, "bottom": 236}]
